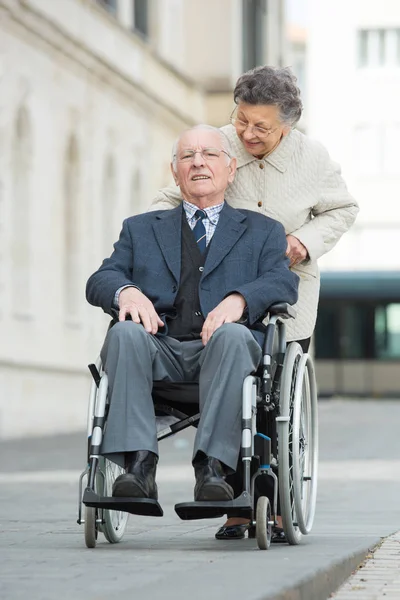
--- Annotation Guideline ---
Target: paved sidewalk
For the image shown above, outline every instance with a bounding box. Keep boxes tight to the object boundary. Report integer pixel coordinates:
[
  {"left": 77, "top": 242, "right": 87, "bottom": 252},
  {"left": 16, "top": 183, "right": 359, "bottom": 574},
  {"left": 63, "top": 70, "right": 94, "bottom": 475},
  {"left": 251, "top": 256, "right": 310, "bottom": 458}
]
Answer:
[
  {"left": 1, "top": 399, "right": 400, "bottom": 600},
  {"left": 331, "top": 531, "right": 400, "bottom": 600}
]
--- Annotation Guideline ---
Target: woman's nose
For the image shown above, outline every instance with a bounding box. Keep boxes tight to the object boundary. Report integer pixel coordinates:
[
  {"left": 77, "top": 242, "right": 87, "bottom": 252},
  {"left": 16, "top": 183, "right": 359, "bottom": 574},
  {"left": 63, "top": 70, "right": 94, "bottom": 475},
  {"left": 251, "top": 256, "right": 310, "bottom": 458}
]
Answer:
[{"left": 242, "top": 126, "right": 255, "bottom": 140}]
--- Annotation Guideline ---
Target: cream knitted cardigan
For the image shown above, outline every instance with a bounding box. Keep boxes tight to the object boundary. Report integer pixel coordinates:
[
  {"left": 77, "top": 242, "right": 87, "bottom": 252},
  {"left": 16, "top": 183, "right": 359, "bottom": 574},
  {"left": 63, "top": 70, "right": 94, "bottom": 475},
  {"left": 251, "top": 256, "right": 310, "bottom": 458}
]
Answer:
[{"left": 149, "top": 125, "right": 359, "bottom": 341}]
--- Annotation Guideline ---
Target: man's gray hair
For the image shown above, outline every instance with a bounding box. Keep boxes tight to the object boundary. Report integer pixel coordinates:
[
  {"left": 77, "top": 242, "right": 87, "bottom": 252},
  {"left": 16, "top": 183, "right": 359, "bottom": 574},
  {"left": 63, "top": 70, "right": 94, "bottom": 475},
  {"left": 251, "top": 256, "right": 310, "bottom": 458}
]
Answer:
[
  {"left": 171, "top": 124, "right": 233, "bottom": 171},
  {"left": 233, "top": 66, "right": 303, "bottom": 127}
]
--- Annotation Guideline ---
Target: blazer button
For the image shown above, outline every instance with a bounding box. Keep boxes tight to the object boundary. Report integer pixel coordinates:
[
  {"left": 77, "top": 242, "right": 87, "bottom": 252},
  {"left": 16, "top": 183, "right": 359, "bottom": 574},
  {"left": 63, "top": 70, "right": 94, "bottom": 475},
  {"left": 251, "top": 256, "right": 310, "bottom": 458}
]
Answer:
[
  {"left": 172, "top": 285, "right": 177, "bottom": 292},
  {"left": 257, "top": 201, "right": 262, "bottom": 207},
  {"left": 199, "top": 266, "right": 204, "bottom": 272},
  {"left": 259, "top": 163, "right": 264, "bottom": 169},
  {"left": 194, "top": 311, "right": 202, "bottom": 317}
]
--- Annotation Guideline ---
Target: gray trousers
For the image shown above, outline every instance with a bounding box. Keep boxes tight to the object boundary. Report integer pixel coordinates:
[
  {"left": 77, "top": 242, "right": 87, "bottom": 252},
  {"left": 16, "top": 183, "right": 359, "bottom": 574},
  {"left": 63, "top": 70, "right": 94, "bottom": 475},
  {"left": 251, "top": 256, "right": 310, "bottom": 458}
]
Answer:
[{"left": 100, "top": 321, "right": 261, "bottom": 472}]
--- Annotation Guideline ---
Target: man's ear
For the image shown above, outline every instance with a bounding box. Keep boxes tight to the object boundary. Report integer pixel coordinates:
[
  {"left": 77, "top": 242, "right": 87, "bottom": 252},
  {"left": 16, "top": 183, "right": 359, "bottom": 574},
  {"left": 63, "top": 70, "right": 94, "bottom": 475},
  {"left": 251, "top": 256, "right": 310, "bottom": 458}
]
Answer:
[
  {"left": 170, "top": 162, "right": 179, "bottom": 186},
  {"left": 227, "top": 157, "right": 237, "bottom": 183}
]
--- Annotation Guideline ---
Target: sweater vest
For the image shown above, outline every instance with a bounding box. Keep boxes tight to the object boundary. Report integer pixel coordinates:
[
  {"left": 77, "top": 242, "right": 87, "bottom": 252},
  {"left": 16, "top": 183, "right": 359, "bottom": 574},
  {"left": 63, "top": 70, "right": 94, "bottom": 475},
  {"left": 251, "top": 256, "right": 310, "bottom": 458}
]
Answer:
[{"left": 166, "top": 214, "right": 209, "bottom": 340}]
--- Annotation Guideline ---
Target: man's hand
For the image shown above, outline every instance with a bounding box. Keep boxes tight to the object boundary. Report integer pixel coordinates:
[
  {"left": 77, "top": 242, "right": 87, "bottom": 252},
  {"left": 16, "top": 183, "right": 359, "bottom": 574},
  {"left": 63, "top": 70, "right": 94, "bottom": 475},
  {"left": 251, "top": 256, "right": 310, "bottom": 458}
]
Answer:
[
  {"left": 118, "top": 287, "right": 164, "bottom": 334},
  {"left": 286, "top": 235, "right": 308, "bottom": 267},
  {"left": 201, "top": 293, "right": 246, "bottom": 346}
]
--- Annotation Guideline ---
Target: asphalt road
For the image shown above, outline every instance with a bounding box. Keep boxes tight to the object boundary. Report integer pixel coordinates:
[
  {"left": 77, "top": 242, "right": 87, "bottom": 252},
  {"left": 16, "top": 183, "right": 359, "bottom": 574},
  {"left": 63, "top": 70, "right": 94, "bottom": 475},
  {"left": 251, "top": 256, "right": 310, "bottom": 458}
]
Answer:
[{"left": 1, "top": 399, "right": 400, "bottom": 600}]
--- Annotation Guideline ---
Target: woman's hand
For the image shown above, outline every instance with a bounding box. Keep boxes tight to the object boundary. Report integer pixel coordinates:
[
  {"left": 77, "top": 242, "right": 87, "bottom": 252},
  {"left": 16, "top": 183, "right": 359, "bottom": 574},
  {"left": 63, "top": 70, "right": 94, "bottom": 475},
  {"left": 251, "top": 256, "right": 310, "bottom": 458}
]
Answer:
[{"left": 286, "top": 235, "right": 308, "bottom": 267}]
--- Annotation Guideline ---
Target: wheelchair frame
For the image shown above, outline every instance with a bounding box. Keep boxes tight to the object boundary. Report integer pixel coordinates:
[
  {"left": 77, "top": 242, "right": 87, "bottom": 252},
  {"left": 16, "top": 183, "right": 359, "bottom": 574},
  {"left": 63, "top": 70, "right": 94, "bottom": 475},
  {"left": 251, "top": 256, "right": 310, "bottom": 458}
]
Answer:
[{"left": 78, "top": 302, "right": 318, "bottom": 550}]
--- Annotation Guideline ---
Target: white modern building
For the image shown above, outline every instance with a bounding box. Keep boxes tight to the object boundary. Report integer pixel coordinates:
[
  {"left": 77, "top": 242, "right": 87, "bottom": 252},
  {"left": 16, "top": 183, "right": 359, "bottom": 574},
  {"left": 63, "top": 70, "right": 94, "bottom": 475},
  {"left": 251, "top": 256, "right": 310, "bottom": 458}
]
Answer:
[
  {"left": 307, "top": 0, "right": 400, "bottom": 395},
  {"left": 307, "top": 0, "right": 400, "bottom": 272},
  {"left": 0, "top": 0, "right": 286, "bottom": 438}
]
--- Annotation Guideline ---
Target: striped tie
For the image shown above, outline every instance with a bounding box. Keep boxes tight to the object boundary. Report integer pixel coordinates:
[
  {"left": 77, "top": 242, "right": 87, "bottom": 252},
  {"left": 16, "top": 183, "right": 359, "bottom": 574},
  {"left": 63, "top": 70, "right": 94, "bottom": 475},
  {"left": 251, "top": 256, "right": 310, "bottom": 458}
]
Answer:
[{"left": 193, "top": 209, "right": 207, "bottom": 253}]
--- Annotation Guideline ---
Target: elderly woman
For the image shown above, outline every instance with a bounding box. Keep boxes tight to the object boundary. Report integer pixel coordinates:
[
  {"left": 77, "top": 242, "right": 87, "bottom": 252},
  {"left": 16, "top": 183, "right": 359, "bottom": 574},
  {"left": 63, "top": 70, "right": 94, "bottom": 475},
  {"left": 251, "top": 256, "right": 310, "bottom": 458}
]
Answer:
[{"left": 150, "top": 66, "right": 359, "bottom": 541}]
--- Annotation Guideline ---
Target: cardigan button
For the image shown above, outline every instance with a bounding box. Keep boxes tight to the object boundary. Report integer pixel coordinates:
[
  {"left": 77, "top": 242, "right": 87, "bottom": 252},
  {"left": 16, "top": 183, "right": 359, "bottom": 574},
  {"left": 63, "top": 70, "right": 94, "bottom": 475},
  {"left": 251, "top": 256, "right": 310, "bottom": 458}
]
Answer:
[
  {"left": 257, "top": 201, "right": 262, "bottom": 207},
  {"left": 259, "top": 163, "right": 264, "bottom": 169},
  {"left": 199, "top": 266, "right": 204, "bottom": 272}
]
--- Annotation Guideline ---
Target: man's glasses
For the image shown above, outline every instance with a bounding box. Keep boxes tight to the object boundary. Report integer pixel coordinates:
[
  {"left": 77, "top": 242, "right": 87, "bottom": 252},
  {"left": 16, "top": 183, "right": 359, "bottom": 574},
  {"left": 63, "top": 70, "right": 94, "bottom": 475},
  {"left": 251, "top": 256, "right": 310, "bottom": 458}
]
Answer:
[
  {"left": 230, "top": 117, "right": 278, "bottom": 138},
  {"left": 176, "top": 148, "right": 230, "bottom": 162}
]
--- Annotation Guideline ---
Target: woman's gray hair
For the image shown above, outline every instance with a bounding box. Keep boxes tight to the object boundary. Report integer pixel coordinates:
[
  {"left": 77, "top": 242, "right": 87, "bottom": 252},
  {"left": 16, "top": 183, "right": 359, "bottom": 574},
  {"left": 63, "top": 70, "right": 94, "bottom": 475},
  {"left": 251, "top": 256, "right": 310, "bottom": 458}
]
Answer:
[
  {"left": 233, "top": 66, "right": 303, "bottom": 127},
  {"left": 171, "top": 124, "right": 233, "bottom": 171}
]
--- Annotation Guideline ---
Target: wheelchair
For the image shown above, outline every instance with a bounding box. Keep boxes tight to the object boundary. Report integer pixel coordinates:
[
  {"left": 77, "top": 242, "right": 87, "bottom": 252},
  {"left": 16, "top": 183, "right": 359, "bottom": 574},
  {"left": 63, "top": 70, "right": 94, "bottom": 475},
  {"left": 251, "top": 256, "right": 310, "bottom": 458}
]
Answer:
[{"left": 77, "top": 302, "right": 318, "bottom": 550}]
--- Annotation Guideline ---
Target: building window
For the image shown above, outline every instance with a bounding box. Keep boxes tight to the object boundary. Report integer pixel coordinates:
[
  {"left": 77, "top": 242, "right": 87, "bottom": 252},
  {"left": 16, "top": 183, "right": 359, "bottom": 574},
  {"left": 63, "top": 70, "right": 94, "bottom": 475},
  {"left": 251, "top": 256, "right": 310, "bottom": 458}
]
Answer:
[
  {"left": 133, "top": 0, "right": 148, "bottom": 37},
  {"left": 12, "top": 106, "right": 32, "bottom": 316},
  {"left": 375, "top": 304, "right": 400, "bottom": 359},
  {"left": 357, "top": 28, "right": 400, "bottom": 68},
  {"left": 242, "top": 0, "right": 267, "bottom": 71},
  {"left": 96, "top": 0, "right": 117, "bottom": 15},
  {"left": 63, "top": 135, "right": 81, "bottom": 319},
  {"left": 316, "top": 300, "right": 400, "bottom": 360}
]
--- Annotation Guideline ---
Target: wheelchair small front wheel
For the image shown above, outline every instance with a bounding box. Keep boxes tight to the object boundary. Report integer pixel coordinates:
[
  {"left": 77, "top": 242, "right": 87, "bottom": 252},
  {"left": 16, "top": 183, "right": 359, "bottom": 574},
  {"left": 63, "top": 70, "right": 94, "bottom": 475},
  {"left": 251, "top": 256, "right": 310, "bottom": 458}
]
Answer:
[
  {"left": 256, "top": 496, "right": 272, "bottom": 550},
  {"left": 84, "top": 506, "right": 98, "bottom": 548}
]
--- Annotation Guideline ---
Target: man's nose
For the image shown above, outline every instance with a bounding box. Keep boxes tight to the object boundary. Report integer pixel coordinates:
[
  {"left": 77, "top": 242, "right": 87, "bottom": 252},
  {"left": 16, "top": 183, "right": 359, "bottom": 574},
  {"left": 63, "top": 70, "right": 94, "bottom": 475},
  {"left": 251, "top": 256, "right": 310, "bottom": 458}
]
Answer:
[{"left": 192, "top": 151, "right": 206, "bottom": 167}]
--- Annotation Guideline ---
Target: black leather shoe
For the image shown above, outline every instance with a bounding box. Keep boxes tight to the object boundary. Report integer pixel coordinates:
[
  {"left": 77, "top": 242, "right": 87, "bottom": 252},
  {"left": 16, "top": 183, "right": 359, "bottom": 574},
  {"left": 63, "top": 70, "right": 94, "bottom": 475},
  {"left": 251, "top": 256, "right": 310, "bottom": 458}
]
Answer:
[
  {"left": 271, "top": 527, "right": 287, "bottom": 543},
  {"left": 194, "top": 456, "right": 234, "bottom": 501},
  {"left": 112, "top": 450, "right": 158, "bottom": 499},
  {"left": 215, "top": 522, "right": 250, "bottom": 540}
]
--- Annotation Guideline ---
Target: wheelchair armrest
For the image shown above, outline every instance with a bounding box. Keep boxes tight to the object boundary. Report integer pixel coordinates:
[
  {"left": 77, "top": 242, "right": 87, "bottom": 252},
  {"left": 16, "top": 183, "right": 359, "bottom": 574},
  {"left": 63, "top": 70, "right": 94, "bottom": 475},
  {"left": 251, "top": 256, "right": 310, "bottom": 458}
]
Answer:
[{"left": 264, "top": 302, "right": 296, "bottom": 320}]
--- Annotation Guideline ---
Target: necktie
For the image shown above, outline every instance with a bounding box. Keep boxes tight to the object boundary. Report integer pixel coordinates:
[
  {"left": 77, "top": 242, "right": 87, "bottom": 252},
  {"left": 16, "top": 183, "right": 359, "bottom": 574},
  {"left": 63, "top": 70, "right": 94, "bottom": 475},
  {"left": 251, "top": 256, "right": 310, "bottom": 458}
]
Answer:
[{"left": 193, "top": 209, "right": 207, "bottom": 253}]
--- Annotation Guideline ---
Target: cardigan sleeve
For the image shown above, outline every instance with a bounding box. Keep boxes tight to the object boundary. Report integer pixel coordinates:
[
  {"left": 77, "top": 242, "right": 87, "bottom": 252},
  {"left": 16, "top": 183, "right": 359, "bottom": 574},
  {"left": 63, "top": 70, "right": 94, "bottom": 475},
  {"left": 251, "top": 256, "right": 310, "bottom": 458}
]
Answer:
[
  {"left": 289, "top": 151, "right": 359, "bottom": 262},
  {"left": 148, "top": 186, "right": 182, "bottom": 211}
]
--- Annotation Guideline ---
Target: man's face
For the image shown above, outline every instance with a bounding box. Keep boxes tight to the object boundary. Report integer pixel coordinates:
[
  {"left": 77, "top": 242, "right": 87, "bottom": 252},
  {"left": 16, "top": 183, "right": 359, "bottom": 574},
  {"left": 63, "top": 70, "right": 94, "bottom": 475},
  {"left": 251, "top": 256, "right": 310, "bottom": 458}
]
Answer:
[{"left": 171, "top": 129, "right": 236, "bottom": 207}]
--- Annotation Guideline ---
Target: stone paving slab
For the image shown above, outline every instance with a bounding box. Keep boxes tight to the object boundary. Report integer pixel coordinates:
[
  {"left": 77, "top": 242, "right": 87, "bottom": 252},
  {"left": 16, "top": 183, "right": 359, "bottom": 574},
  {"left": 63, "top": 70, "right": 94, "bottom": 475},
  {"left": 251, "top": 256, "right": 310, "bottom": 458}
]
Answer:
[{"left": 331, "top": 531, "right": 400, "bottom": 599}]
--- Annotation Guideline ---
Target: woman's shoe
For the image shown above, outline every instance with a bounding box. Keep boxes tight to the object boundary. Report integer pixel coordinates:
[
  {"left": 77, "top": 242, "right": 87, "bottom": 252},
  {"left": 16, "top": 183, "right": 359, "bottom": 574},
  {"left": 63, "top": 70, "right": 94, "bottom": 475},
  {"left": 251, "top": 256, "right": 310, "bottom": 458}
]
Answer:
[
  {"left": 271, "top": 527, "right": 287, "bottom": 543},
  {"left": 215, "top": 522, "right": 250, "bottom": 540}
]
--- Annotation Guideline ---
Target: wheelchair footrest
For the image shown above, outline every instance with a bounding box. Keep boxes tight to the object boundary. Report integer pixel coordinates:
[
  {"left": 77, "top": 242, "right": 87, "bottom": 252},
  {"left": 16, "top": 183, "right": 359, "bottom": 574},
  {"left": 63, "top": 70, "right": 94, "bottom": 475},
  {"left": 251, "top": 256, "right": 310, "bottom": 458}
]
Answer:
[
  {"left": 82, "top": 487, "right": 163, "bottom": 517},
  {"left": 175, "top": 492, "right": 252, "bottom": 520}
]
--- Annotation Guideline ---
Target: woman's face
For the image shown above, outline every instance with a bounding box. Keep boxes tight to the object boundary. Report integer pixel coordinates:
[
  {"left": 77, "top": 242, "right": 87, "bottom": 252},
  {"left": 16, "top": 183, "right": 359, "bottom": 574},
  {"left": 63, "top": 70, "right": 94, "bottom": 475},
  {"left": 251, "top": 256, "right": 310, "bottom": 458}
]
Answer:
[{"left": 233, "top": 103, "right": 291, "bottom": 158}]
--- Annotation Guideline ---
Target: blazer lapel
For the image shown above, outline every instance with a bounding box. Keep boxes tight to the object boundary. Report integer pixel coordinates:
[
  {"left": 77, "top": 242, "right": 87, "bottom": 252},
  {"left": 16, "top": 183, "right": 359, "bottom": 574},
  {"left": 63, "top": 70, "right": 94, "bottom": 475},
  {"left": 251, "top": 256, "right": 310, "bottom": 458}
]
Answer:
[
  {"left": 152, "top": 205, "right": 183, "bottom": 284},
  {"left": 204, "top": 204, "right": 247, "bottom": 277}
]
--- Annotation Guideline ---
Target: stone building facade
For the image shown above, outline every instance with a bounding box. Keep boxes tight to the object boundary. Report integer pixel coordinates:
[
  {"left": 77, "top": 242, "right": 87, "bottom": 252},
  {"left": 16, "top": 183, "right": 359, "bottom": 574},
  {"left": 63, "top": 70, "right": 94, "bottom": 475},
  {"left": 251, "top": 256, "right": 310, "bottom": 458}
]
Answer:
[{"left": 0, "top": 0, "right": 286, "bottom": 437}]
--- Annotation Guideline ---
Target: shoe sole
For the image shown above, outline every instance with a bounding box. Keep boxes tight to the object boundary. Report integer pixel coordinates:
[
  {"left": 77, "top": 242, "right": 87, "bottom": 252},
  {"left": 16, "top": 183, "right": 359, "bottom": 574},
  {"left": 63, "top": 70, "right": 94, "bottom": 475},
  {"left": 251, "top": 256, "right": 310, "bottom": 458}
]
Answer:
[
  {"left": 196, "top": 483, "right": 234, "bottom": 502},
  {"left": 215, "top": 526, "right": 248, "bottom": 540},
  {"left": 113, "top": 480, "right": 157, "bottom": 499}
]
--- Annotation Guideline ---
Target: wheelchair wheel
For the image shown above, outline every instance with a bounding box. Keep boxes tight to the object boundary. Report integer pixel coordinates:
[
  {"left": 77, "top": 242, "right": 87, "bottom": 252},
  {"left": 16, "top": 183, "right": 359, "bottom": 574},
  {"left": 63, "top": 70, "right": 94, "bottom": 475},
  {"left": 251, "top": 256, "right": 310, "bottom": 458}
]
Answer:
[
  {"left": 84, "top": 506, "right": 98, "bottom": 548},
  {"left": 100, "top": 458, "right": 129, "bottom": 543},
  {"left": 292, "top": 354, "right": 318, "bottom": 535},
  {"left": 277, "top": 342, "right": 303, "bottom": 545},
  {"left": 256, "top": 496, "right": 272, "bottom": 550}
]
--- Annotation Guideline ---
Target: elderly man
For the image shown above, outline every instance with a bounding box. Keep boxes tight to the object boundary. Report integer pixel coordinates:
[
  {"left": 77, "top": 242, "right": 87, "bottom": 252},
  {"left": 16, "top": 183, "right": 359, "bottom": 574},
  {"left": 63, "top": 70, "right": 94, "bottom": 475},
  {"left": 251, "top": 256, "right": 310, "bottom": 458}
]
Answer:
[{"left": 86, "top": 124, "right": 298, "bottom": 503}]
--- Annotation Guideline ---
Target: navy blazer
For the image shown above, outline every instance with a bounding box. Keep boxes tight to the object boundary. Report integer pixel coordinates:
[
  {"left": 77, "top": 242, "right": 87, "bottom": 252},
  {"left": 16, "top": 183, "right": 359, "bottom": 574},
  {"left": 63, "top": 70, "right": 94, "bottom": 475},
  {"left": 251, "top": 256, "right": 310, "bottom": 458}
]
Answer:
[{"left": 86, "top": 203, "right": 299, "bottom": 345}]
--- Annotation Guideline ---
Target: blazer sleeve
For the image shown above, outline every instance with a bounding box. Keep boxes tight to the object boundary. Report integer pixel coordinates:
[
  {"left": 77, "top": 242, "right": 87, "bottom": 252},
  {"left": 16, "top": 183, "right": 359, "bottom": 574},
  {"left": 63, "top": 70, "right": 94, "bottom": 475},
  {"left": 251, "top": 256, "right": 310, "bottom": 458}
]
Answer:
[
  {"left": 229, "top": 220, "right": 300, "bottom": 325},
  {"left": 86, "top": 219, "right": 138, "bottom": 315},
  {"left": 290, "top": 148, "right": 359, "bottom": 262},
  {"left": 148, "top": 186, "right": 182, "bottom": 211}
]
